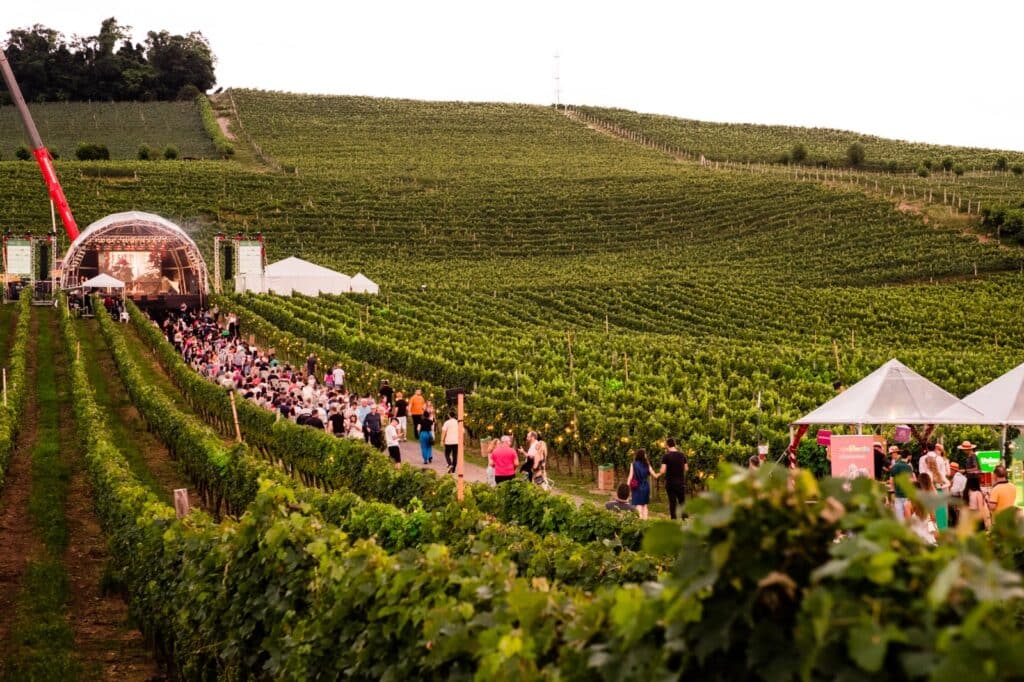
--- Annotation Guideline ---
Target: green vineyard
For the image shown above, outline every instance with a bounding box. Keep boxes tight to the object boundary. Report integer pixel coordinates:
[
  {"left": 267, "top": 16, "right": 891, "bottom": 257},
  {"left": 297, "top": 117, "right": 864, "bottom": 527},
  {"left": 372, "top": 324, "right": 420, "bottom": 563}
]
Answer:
[{"left": 1, "top": 88, "right": 1024, "bottom": 678}]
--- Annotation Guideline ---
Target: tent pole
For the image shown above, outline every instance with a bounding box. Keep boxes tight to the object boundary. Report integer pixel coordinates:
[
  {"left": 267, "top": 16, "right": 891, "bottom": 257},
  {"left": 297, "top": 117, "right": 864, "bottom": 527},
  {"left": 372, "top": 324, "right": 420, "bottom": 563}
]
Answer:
[{"left": 1001, "top": 424, "right": 1008, "bottom": 465}]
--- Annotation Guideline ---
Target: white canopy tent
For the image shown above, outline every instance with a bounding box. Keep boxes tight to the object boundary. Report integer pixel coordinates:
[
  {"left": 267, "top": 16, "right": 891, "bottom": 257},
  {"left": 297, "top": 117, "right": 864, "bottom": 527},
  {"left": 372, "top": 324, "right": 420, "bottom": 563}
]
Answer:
[
  {"left": 793, "top": 359, "right": 986, "bottom": 427},
  {"left": 79, "top": 273, "right": 125, "bottom": 290},
  {"left": 785, "top": 359, "right": 986, "bottom": 466},
  {"left": 939, "top": 364, "right": 1024, "bottom": 426},
  {"left": 349, "top": 272, "right": 379, "bottom": 295},
  {"left": 236, "top": 256, "right": 353, "bottom": 296}
]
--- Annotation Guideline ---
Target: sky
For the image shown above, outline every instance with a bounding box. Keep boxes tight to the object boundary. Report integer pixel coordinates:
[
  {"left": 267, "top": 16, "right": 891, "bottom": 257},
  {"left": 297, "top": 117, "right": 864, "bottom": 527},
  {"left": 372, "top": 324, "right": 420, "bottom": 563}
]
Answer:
[{"left": 7, "top": 0, "right": 1024, "bottom": 151}]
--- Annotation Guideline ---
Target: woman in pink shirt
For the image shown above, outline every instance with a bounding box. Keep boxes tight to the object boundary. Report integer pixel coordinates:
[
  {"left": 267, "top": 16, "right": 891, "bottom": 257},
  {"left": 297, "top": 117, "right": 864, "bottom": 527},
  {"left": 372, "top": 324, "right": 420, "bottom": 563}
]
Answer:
[{"left": 489, "top": 435, "right": 519, "bottom": 484}]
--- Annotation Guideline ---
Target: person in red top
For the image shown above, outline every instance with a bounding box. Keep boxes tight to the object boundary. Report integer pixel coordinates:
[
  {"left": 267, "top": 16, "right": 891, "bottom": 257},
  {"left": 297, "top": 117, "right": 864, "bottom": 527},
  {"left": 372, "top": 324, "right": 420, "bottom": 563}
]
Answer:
[{"left": 489, "top": 435, "right": 519, "bottom": 484}]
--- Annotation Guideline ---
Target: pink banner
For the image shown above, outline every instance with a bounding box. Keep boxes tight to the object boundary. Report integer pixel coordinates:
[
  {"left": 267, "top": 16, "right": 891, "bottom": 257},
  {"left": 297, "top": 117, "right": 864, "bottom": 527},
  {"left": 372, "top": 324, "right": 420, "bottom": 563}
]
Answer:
[{"left": 830, "top": 435, "right": 876, "bottom": 479}]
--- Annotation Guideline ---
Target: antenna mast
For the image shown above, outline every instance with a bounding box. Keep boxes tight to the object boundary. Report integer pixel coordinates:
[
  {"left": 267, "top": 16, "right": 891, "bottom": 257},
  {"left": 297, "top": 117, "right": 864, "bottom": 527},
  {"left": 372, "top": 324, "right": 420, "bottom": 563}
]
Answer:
[{"left": 553, "top": 52, "right": 561, "bottom": 110}]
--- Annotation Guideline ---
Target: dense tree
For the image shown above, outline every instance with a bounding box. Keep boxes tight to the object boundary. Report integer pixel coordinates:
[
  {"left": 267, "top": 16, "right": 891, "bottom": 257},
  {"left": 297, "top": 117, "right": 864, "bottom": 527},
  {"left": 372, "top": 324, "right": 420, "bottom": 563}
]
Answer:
[
  {"left": 790, "top": 142, "right": 808, "bottom": 163},
  {"left": 0, "top": 18, "right": 216, "bottom": 103},
  {"left": 145, "top": 30, "right": 216, "bottom": 100},
  {"left": 846, "top": 142, "right": 865, "bottom": 167}
]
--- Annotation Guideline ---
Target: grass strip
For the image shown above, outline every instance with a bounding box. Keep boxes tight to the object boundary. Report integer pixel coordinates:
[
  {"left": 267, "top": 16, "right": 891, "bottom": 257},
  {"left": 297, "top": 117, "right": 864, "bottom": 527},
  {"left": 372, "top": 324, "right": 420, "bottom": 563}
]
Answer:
[
  {"left": 74, "top": 319, "right": 173, "bottom": 505},
  {"left": 1, "top": 309, "right": 79, "bottom": 680}
]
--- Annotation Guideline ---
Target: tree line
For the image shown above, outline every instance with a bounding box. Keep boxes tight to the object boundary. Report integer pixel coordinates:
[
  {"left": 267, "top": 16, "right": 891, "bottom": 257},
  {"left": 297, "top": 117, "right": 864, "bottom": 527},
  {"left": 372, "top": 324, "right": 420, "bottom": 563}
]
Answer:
[{"left": 1, "top": 17, "right": 216, "bottom": 104}]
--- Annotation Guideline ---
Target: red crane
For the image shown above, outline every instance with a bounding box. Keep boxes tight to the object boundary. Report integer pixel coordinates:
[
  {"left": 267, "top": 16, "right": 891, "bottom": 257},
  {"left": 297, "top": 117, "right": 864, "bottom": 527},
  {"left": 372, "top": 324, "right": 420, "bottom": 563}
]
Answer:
[{"left": 0, "top": 48, "right": 80, "bottom": 241}]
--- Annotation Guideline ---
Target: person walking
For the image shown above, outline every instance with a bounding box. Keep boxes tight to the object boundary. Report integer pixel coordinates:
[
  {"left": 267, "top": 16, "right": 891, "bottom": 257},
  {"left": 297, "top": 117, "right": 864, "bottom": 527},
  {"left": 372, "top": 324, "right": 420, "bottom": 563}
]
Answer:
[
  {"left": 440, "top": 411, "right": 461, "bottom": 474},
  {"left": 490, "top": 436, "right": 519, "bottom": 484},
  {"left": 418, "top": 409, "right": 434, "bottom": 464},
  {"left": 888, "top": 447, "right": 915, "bottom": 521},
  {"left": 657, "top": 439, "right": 688, "bottom": 520},
  {"left": 385, "top": 417, "right": 401, "bottom": 469},
  {"left": 409, "top": 389, "right": 426, "bottom": 437},
  {"left": 627, "top": 448, "right": 658, "bottom": 520},
  {"left": 363, "top": 407, "right": 383, "bottom": 450},
  {"left": 393, "top": 391, "right": 409, "bottom": 440}
]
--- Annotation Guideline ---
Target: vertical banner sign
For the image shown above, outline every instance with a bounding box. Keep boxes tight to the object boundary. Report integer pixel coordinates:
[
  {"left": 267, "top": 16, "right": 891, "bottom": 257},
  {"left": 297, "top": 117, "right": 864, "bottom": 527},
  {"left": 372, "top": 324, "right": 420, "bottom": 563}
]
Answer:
[
  {"left": 236, "top": 240, "right": 263, "bottom": 277},
  {"left": 830, "top": 434, "right": 876, "bottom": 479},
  {"left": 6, "top": 239, "right": 32, "bottom": 276}
]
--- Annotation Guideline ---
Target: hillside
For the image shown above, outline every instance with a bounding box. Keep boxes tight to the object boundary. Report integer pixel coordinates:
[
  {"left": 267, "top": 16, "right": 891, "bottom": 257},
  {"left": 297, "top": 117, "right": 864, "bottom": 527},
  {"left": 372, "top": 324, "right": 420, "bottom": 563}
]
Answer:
[
  {"left": 3, "top": 90, "right": 1024, "bottom": 678},
  {"left": 576, "top": 104, "right": 1024, "bottom": 171},
  {"left": 1, "top": 90, "right": 1023, "bottom": 470},
  {"left": 0, "top": 101, "right": 217, "bottom": 160}
]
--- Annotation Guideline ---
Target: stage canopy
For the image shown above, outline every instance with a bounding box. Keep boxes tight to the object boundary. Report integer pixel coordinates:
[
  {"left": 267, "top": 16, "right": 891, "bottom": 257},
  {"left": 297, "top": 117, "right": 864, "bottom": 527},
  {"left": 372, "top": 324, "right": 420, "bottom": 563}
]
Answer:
[
  {"left": 80, "top": 273, "right": 124, "bottom": 289},
  {"left": 61, "top": 211, "right": 208, "bottom": 298},
  {"left": 237, "top": 256, "right": 354, "bottom": 296},
  {"left": 937, "top": 363, "right": 1024, "bottom": 426},
  {"left": 793, "top": 359, "right": 985, "bottom": 426}
]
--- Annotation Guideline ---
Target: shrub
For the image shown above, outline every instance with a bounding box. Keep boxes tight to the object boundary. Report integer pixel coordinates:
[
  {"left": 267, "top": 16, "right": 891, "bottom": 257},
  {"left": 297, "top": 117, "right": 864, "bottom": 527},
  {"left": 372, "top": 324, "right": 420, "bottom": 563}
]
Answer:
[
  {"left": 917, "top": 165, "right": 930, "bottom": 178},
  {"left": 953, "top": 164, "right": 965, "bottom": 177},
  {"left": 75, "top": 143, "right": 110, "bottom": 161},
  {"left": 15, "top": 145, "right": 30, "bottom": 161},
  {"left": 846, "top": 142, "right": 865, "bottom": 167},
  {"left": 790, "top": 143, "right": 808, "bottom": 163},
  {"left": 775, "top": 152, "right": 791, "bottom": 165},
  {"left": 885, "top": 160, "right": 899, "bottom": 173},
  {"left": 922, "top": 158, "right": 934, "bottom": 170},
  {"left": 941, "top": 156, "right": 954, "bottom": 171},
  {"left": 163, "top": 145, "right": 179, "bottom": 160},
  {"left": 137, "top": 144, "right": 154, "bottom": 160},
  {"left": 994, "top": 155, "right": 1009, "bottom": 172},
  {"left": 1012, "top": 163, "right": 1024, "bottom": 177}
]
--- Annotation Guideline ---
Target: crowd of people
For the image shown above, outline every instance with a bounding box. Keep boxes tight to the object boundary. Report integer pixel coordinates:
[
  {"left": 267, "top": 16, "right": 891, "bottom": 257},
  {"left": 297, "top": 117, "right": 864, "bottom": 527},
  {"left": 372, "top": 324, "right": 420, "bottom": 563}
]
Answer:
[
  {"left": 154, "top": 305, "right": 455, "bottom": 469},
  {"left": 151, "top": 305, "right": 1015, "bottom": 534},
  {"left": 874, "top": 439, "right": 1016, "bottom": 543},
  {"left": 154, "top": 305, "right": 554, "bottom": 484}
]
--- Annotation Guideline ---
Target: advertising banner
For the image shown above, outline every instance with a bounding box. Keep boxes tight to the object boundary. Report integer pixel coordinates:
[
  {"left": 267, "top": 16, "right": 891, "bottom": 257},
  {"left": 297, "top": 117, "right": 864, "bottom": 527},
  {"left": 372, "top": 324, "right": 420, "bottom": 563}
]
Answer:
[
  {"left": 977, "top": 451, "right": 1001, "bottom": 473},
  {"left": 237, "top": 241, "right": 263, "bottom": 277},
  {"left": 6, "top": 240, "right": 32, "bottom": 276},
  {"left": 830, "top": 434, "right": 876, "bottom": 479}
]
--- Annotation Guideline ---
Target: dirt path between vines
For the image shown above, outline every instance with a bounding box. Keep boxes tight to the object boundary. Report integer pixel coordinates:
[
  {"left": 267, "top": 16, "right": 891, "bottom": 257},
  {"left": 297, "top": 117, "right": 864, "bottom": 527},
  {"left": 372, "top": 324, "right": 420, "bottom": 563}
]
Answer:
[
  {"left": 59, "top": 314, "right": 163, "bottom": 680},
  {"left": 0, "top": 310, "right": 40, "bottom": 647}
]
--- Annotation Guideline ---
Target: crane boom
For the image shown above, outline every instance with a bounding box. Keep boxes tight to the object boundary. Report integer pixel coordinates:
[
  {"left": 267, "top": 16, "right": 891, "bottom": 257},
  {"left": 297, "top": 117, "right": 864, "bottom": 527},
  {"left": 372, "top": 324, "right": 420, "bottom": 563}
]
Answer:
[{"left": 0, "top": 48, "right": 80, "bottom": 241}]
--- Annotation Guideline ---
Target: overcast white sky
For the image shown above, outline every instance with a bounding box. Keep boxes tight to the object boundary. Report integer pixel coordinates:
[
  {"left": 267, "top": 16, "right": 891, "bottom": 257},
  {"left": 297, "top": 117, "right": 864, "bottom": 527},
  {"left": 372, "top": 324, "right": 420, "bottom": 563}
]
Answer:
[{"left": 8, "top": 0, "right": 1024, "bottom": 151}]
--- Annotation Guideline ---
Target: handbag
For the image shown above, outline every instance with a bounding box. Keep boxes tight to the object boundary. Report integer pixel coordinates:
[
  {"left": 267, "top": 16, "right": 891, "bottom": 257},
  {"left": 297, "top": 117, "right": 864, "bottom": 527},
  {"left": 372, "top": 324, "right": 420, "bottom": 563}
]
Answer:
[{"left": 629, "top": 477, "right": 639, "bottom": 489}]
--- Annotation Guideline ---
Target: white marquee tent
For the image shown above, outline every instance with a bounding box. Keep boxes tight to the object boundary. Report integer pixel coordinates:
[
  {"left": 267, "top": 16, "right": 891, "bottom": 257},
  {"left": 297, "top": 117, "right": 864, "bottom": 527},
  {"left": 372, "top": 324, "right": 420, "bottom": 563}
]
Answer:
[
  {"left": 793, "top": 359, "right": 985, "bottom": 427},
  {"left": 236, "top": 256, "right": 355, "bottom": 296},
  {"left": 349, "top": 272, "right": 379, "bottom": 295},
  {"left": 938, "top": 363, "right": 1024, "bottom": 426},
  {"left": 79, "top": 273, "right": 125, "bottom": 290}
]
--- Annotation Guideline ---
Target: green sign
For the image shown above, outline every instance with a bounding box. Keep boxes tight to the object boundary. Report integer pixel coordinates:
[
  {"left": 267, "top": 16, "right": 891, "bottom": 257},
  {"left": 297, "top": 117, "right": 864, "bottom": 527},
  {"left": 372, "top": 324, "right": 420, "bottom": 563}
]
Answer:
[{"left": 978, "top": 450, "right": 1001, "bottom": 473}]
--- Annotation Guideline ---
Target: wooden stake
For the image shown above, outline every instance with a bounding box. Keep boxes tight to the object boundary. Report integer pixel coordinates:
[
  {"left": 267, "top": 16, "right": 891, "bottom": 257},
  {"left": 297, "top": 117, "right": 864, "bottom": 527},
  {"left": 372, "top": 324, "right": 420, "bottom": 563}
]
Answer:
[
  {"left": 76, "top": 341, "right": 80, "bottom": 362},
  {"left": 624, "top": 353, "right": 629, "bottom": 383},
  {"left": 173, "top": 489, "right": 191, "bottom": 519},
  {"left": 832, "top": 339, "right": 842, "bottom": 374},
  {"left": 456, "top": 392, "right": 465, "bottom": 503},
  {"left": 2, "top": 368, "right": 6, "bottom": 407},
  {"left": 230, "top": 391, "right": 243, "bottom": 443}
]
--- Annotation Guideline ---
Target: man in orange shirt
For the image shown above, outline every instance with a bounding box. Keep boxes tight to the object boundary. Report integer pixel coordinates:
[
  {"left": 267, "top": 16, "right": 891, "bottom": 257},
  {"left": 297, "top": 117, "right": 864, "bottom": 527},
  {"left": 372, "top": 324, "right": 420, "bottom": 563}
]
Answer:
[
  {"left": 408, "top": 388, "right": 426, "bottom": 437},
  {"left": 987, "top": 465, "right": 1017, "bottom": 517}
]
